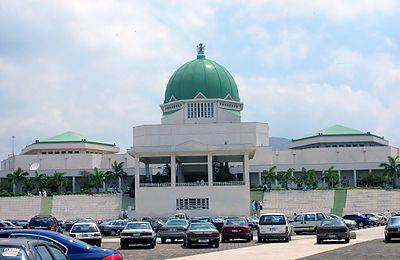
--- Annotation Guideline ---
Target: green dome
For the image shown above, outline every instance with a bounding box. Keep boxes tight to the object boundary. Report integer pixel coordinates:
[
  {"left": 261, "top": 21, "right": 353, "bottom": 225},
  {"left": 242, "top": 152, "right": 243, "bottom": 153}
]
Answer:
[{"left": 164, "top": 55, "right": 240, "bottom": 103}]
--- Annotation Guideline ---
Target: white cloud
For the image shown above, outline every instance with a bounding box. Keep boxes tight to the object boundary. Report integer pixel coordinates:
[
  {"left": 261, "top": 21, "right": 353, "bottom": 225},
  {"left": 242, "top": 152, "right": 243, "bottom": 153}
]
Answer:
[{"left": 235, "top": 0, "right": 400, "bottom": 22}]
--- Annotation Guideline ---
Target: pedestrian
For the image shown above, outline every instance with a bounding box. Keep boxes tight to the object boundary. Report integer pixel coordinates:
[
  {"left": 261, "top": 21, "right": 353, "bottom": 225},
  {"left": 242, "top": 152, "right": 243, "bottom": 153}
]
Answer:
[
  {"left": 42, "top": 189, "right": 47, "bottom": 197},
  {"left": 38, "top": 190, "right": 42, "bottom": 197},
  {"left": 384, "top": 210, "right": 392, "bottom": 221},
  {"left": 255, "top": 200, "right": 259, "bottom": 212},
  {"left": 259, "top": 201, "right": 263, "bottom": 210},
  {"left": 251, "top": 200, "right": 256, "bottom": 214},
  {"left": 263, "top": 184, "right": 267, "bottom": 193}
]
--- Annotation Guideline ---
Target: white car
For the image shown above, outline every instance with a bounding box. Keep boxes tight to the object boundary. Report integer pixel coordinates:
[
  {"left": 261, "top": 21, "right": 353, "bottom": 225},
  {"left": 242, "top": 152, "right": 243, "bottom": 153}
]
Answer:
[
  {"left": 120, "top": 221, "right": 157, "bottom": 249},
  {"left": 258, "top": 213, "right": 293, "bottom": 242},
  {"left": 69, "top": 222, "right": 102, "bottom": 246}
]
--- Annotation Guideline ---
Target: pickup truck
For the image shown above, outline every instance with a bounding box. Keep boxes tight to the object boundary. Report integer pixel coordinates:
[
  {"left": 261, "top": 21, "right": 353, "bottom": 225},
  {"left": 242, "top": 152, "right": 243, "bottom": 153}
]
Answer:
[
  {"left": 257, "top": 213, "right": 293, "bottom": 242},
  {"left": 291, "top": 212, "right": 328, "bottom": 233}
]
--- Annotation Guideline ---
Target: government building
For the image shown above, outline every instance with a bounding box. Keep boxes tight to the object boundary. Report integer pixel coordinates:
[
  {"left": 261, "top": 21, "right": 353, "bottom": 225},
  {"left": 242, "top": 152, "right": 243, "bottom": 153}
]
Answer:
[{"left": 1, "top": 44, "right": 399, "bottom": 218}]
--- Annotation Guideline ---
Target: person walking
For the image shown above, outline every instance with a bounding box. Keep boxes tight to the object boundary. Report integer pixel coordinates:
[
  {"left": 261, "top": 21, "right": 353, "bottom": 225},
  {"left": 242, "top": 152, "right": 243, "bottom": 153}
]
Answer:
[
  {"left": 259, "top": 201, "right": 263, "bottom": 210},
  {"left": 251, "top": 200, "right": 256, "bottom": 214}
]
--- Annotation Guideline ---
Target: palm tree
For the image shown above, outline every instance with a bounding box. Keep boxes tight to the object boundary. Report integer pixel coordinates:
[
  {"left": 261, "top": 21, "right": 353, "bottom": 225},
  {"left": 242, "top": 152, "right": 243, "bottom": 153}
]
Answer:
[
  {"left": 261, "top": 166, "right": 276, "bottom": 187},
  {"left": 299, "top": 168, "right": 317, "bottom": 189},
  {"left": 322, "top": 166, "right": 339, "bottom": 188},
  {"left": 276, "top": 168, "right": 294, "bottom": 189},
  {"left": 105, "top": 161, "right": 127, "bottom": 192},
  {"left": 7, "top": 168, "right": 29, "bottom": 194},
  {"left": 23, "top": 178, "right": 35, "bottom": 193},
  {"left": 89, "top": 168, "right": 105, "bottom": 192},
  {"left": 380, "top": 156, "right": 400, "bottom": 187},
  {"left": 49, "top": 171, "right": 68, "bottom": 193},
  {"left": 32, "top": 171, "right": 48, "bottom": 193}
]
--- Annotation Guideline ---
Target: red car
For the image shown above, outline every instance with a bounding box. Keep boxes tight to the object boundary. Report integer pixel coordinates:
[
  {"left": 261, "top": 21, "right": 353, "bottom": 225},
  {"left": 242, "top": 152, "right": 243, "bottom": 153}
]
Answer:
[{"left": 221, "top": 218, "right": 253, "bottom": 242}]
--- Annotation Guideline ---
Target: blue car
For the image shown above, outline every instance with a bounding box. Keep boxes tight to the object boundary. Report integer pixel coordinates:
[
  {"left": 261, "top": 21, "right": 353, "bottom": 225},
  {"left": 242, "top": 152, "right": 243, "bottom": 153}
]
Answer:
[
  {"left": 342, "top": 214, "right": 370, "bottom": 228},
  {"left": 0, "top": 229, "right": 123, "bottom": 260}
]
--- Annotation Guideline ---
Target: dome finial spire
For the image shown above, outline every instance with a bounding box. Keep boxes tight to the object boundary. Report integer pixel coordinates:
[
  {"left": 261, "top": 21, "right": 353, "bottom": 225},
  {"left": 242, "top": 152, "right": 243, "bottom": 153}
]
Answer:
[{"left": 196, "top": 43, "right": 206, "bottom": 59}]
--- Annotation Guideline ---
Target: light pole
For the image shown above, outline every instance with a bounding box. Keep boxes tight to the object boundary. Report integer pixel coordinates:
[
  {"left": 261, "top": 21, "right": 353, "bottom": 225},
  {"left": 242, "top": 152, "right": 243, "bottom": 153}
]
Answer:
[{"left": 12, "top": 135, "right": 15, "bottom": 171}]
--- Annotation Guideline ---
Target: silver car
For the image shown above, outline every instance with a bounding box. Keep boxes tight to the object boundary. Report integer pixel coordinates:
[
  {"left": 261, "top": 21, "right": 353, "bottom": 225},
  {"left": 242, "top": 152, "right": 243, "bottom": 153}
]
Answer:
[{"left": 159, "top": 219, "right": 189, "bottom": 243}]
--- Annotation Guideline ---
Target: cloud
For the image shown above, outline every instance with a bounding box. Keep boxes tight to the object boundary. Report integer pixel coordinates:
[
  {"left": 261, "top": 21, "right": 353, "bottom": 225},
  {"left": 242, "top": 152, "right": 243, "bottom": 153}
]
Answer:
[{"left": 234, "top": 0, "right": 400, "bottom": 22}]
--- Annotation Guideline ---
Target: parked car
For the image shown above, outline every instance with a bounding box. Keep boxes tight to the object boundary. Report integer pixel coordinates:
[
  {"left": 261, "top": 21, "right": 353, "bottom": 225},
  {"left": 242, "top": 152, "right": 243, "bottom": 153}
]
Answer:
[
  {"left": 363, "top": 213, "right": 386, "bottom": 226},
  {"left": 174, "top": 213, "right": 189, "bottom": 220},
  {"left": 257, "top": 213, "right": 292, "bottom": 243},
  {"left": 98, "top": 220, "right": 129, "bottom": 236},
  {"left": 0, "top": 238, "right": 70, "bottom": 260},
  {"left": 316, "top": 218, "right": 350, "bottom": 244},
  {"left": 342, "top": 214, "right": 370, "bottom": 228},
  {"left": 221, "top": 218, "right": 253, "bottom": 242},
  {"left": 63, "top": 219, "right": 77, "bottom": 232},
  {"left": 183, "top": 222, "right": 220, "bottom": 248},
  {"left": 0, "top": 229, "right": 123, "bottom": 260},
  {"left": 246, "top": 216, "right": 259, "bottom": 230},
  {"left": 159, "top": 219, "right": 189, "bottom": 243},
  {"left": 329, "top": 214, "right": 357, "bottom": 229},
  {"left": 384, "top": 216, "right": 400, "bottom": 242},
  {"left": 69, "top": 222, "right": 102, "bottom": 247},
  {"left": 5, "top": 219, "right": 28, "bottom": 229},
  {"left": 147, "top": 219, "right": 165, "bottom": 236},
  {"left": 27, "top": 215, "right": 62, "bottom": 232},
  {"left": 291, "top": 212, "right": 328, "bottom": 233},
  {"left": 210, "top": 217, "right": 225, "bottom": 233},
  {"left": 0, "top": 221, "right": 19, "bottom": 230},
  {"left": 120, "top": 221, "right": 156, "bottom": 249}
]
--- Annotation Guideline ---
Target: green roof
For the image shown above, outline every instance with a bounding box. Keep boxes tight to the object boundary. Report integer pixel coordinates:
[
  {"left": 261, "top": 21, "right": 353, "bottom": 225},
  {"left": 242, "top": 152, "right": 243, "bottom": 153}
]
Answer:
[
  {"left": 164, "top": 54, "right": 239, "bottom": 103},
  {"left": 296, "top": 125, "right": 366, "bottom": 140},
  {"left": 39, "top": 131, "right": 115, "bottom": 146}
]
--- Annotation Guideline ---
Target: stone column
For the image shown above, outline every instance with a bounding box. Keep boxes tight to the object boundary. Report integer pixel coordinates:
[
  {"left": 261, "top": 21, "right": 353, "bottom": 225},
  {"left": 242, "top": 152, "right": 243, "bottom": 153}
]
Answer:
[
  {"left": 134, "top": 156, "right": 140, "bottom": 192},
  {"left": 338, "top": 170, "right": 341, "bottom": 188},
  {"left": 275, "top": 171, "right": 278, "bottom": 187},
  {"left": 353, "top": 170, "right": 357, "bottom": 187},
  {"left": 72, "top": 176, "right": 76, "bottom": 193},
  {"left": 244, "top": 153, "right": 250, "bottom": 186},
  {"left": 207, "top": 154, "right": 213, "bottom": 186},
  {"left": 258, "top": 172, "right": 262, "bottom": 186},
  {"left": 171, "top": 155, "right": 176, "bottom": 187},
  {"left": 145, "top": 163, "right": 150, "bottom": 182}
]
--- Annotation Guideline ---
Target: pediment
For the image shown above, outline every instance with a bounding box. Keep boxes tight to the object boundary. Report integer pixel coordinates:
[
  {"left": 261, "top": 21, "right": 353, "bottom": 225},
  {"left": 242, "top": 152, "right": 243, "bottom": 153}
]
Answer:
[
  {"left": 194, "top": 92, "right": 207, "bottom": 99},
  {"left": 224, "top": 94, "right": 233, "bottom": 100},
  {"left": 168, "top": 96, "right": 177, "bottom": 102}
]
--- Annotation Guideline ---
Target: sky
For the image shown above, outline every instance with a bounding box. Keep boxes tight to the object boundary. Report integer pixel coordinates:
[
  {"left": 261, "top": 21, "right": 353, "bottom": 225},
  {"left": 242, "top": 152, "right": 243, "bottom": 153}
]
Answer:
[{"left": 1, "top": 0, "right": 400, "bottom": 160}]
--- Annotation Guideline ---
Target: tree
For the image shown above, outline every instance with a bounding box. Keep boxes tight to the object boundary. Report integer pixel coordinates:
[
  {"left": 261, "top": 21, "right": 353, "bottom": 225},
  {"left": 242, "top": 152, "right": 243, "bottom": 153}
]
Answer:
[
  {"left": 261, "top": 166, "right": 276, "bottom": 187},
  {"left": 276, "top": 168, "right": 294, "bottom": 189},
  {"left": 89, "top": 168, "right": 105, "bottom": 193},
  {"left": 214, "top": 162, "right": 233, "bottom": 182},
  {"left": 79, "top": 170, "right": 91, "bottom": 192},
  {"left": 105, "top": 161, "right": 127, "bottom": 192},
  {"left": 31, "top": 171, "right": 48, "bottom": 193},
  {"left": 7, "top": 168, "right": 29, "bottom": 194},
  {"left": 380, "top": 156, "right": 400, "bottom": 187},
  {"left": 23, "top": 178, "right": 35, "bottom": 193},
  {"left": 48, "top": 171, "right": 68, "bottom": 193},
  {"left": 299, "top": 168, "right": 318, "bottom": 189},
  {"left": 322, "top": 166, "right": 339, "bottom": 188},
  {"left": 360, "top": 172, "right": 386, "bottom": 187}
]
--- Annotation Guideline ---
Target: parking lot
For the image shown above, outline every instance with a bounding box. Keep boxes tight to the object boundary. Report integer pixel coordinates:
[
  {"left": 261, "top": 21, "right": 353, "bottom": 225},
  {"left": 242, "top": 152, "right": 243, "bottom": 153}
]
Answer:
[{"left": 100, "top": 227, "right": 386, "bottom": 260}]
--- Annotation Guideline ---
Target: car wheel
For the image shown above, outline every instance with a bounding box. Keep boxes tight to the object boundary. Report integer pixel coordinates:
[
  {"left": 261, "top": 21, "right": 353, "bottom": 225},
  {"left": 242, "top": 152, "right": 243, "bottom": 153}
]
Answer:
[
  {"left": 120, "top": 243, "right": 127, "bottom": 249},
  {"left": 214, "top": 241, "right": 219, "bottom": 248},
  {"left": 186, "top": 241, "right": 191, "bottom": 248},
  {"left": 258, "top": 237, "right": 262, "bottom": 243},
  {"left": 221, "top": 237, "right": 225, "bottom": 243},
  {"left": 316, "top": 238, "right": 323, "bottom": 244},
  {"left": 171, "top": 239, "right": 175, "bottom": 243},
  {"left": 149, "top": 241, "right": 155, "bottom": 248},
  {"left": 358, "top": 222, "right": 364, "bottom": 228},
  {"left": 285, "top": 236, "right": 290, "bottom": 243},
  {"left": 344, "top": 237, "right": 350, "bottom": 243},
  {"left": 161, "top": 238, "right": 166, "bottom": 244},
  {"left": 110, "top": 230, "right": 117, "bottom": 236},
  {"left": 385, "top": 235, "right": 391, "bottom": 242},
  {"left": 246, "top": 235, "right": 251, "bottom": 242}
]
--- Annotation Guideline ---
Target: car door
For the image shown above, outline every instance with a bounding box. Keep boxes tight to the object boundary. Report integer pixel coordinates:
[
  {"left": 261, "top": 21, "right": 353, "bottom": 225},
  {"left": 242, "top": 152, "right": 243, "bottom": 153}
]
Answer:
[
  {"left": 292, "top": 214, "right": 307, "bottom": 232},
  {"left": 303, "top": 214, "right": 317, "bottom": 231}
]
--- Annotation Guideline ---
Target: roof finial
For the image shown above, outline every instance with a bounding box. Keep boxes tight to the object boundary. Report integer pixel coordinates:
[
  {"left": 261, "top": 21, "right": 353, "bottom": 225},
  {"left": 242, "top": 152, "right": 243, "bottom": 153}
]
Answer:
[{"left": 196, "top": 43, "right": 206, "bottom": 59}]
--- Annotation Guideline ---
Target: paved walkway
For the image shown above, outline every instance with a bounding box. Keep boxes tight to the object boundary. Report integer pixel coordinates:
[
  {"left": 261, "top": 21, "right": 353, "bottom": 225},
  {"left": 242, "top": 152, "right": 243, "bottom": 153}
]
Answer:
[{"left": 169, "top": 227, "right": 384, "bottom": 260}]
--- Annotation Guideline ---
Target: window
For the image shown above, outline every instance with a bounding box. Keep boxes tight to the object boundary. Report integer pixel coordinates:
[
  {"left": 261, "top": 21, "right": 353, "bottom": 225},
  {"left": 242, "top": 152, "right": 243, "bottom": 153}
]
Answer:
[
  {"left": 304, "top": 214, "right": 316, "bottom": 221},
  {"left": 187, "top": 102, "right": 215, "bottom": 119},
  {"left": 317, "top": 213, "right": 325, "bottom": 220},
  {"left": 47, "top": 245, "right": 68, "bottom": 260},
  {"left": 176, "top": 198, "right": 209, "bottom": 210},
  {"left": 74, "top": 151, "right": 79, "bottom": 154},
  {"left": 42, "top": 152, "right": 46, "bottom": 154},
  {"left": 55, "top": 151, "right": 60, "bottom": 154},
  {"left": 68, "top": 151, "right": 73, "bottom": 154},
  {"left": 35, "top": 245, "right": 53, "bottom": 259},
  {"left": 48, "top": 152, "right": 53, "bottom": 154}
]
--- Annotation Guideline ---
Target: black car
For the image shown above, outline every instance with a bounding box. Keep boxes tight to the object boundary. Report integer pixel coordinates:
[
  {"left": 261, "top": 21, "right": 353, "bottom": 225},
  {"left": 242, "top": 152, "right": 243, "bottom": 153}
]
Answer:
[
  {"left": 342, "top": 214, "right": 370, "bottom": 228},
  {"left": 27, "top": 215, "right": 63, "bottom": 232},
  {"left": 190, "top": 216, "right": 224, "bottom": 233},
  {"left": 98, "top": 220, "right": 128, "bottom": 236},
  {"left": 316, "top": 218, "right": 350, "bottom": 244},
  {"left": 0, "top": 238, "right": 70, "bottom": 260}
]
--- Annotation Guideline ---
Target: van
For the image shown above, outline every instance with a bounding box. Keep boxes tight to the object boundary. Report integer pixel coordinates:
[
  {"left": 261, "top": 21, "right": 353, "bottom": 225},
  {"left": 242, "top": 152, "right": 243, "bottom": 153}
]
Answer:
[
  {"left": 291, "top": 212, "right": 327, "bottom": 233},
  {"left": 257, "top": 213, "right": 293, "bottom": 242}
]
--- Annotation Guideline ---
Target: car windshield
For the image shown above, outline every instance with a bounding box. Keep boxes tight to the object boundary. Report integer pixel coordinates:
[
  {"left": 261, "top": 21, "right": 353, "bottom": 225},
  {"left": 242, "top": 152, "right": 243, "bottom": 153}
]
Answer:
[
  {"left": 191, "top": 218, "right": 209, "bottom": 222},
  {"left": 320, "top": 219, "right": 344, "bottom": 226},
  {"left": 166, "top": 220, "right": 187, "bottom": 226},
  {"left": 29, "top": 217, "right": 52, "bottom": 226},
  {"left": 71, "top": 224, "right": 98, "bottom": 233},
  {"left": 125, "top": 223, "right": 151, "bottom": 230},
  {"left": 259, "top": 215, "right": 286, "bottom": 225},
  {"left": 226, "top": 219, "right": 246, "bottom": 226},
  {"left": 189, "top": 224, "right": 215, "bottom": 231},
  {"left": 389, "top": 218, "right": 400, "bottom": 225},
  {"left": 0, "top": 245, "right": 28, "bottom": 260}
]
